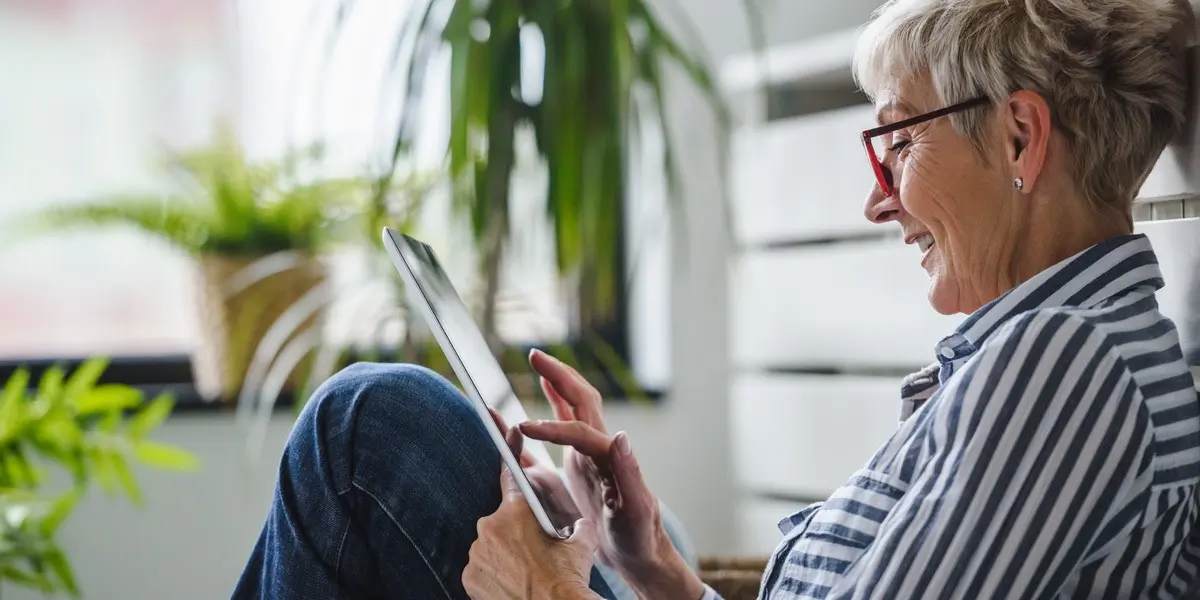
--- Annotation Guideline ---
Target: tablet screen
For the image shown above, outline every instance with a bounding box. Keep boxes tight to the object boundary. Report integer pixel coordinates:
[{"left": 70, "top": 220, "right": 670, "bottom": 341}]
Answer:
[{"left": 384, "top": 230, "right": 552, "bottom": 465}]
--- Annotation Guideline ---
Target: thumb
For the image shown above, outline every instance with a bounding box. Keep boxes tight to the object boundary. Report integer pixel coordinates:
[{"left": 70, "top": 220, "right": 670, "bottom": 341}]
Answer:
[
  {"left": 500, "top": 464, "right": 523, "bottom": 502},
  {"left": 567, "top": 518, "right": 600, "bottom": 555},
  {"left": 505, "top": 425, "right": 536, "bottom": 469},
  {"left": 609, "top": 432, "right": 652, "bottom": 517}
]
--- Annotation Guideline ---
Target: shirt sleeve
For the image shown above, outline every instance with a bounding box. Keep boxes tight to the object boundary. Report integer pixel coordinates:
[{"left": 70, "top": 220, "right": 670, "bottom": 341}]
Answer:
[
  {"left": 828, "top": 311, "right": 1155, "bottom": 600},
  {"left": 699, "top": 585, "right": 724, "bottom": 600}
]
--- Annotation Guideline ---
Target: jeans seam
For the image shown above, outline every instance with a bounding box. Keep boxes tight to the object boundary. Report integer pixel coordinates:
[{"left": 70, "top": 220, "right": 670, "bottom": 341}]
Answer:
[
  {"left": 352, "top": 480, "right": 455, "bottom": 600},
  {"left": 332, "top": 500, "right": 352, "bottom": 599}
]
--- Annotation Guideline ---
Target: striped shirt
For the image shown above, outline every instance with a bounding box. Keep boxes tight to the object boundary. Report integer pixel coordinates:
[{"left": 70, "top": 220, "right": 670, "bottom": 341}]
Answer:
[{"left": 706, "top": 234, "right": 1200, "bottom": 599}]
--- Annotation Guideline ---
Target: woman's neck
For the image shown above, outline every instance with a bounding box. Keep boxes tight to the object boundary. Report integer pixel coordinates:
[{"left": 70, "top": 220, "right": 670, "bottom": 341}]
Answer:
[
  {"left": 1012, "top": 196, "right": 1132, "bottom": 288},
  {"left": 982, "top": 196, "right": 1133, "bottom": 311}
]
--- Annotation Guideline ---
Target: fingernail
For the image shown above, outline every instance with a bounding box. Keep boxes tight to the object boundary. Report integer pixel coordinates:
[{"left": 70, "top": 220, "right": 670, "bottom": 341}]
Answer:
[{"left": 616, "top": 432, "right": 632, "bottom": 456}]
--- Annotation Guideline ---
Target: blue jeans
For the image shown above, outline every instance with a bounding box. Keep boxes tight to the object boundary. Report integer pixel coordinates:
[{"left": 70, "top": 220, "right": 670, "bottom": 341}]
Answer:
[{"left": 233, "top": 363, "right": 693, "bottom": 599}]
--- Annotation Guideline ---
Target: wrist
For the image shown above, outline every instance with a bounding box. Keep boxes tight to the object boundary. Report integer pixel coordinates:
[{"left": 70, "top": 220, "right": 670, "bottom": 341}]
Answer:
[
  {"left": 548, "top": 582, "right": 602, "bottom": 600},
  {"left": 624, "top": 537, "right": 705, "bottom": 600}
]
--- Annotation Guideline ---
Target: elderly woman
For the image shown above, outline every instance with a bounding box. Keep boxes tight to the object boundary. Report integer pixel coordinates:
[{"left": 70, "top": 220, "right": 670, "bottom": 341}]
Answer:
[{"left": 234, "top": 0, "right": 1200, "bottom": 598}]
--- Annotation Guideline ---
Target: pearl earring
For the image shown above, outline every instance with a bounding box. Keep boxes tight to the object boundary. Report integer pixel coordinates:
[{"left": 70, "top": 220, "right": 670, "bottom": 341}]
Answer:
[{"left": 1013, "top": 177, "right": 1024, "bottom": 191}]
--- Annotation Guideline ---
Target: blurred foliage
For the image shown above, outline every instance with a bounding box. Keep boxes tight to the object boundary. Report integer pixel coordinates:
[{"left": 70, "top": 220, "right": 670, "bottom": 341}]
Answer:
[
  {"left": 365, "top": 0, "right": 742, "bottom": 350},
  {"left": 15, "top": 124, "right": 374, "bottom": 258},
  {"left": 231, "top": 170, "right": 441, "bottom": 425},
  {"left": 0, "top": 358, "right": 198, "bottom": 596}
]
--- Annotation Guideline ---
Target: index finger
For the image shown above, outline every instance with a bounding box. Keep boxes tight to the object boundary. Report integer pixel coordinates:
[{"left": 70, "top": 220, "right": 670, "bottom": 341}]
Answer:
[
  {"left": 519, "top": 420, "right": 613, "bottom": 459},
  {"left": 529, "top": 350, "right": 604, "bottom": 429}
]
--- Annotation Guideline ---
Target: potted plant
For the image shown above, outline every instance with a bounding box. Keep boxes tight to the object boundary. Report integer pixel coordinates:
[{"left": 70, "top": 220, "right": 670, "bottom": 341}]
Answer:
[
  {"left": 239, "top": 0, "right": 765, "bottom": 440},
  {"left": 333, "top": 0, "right": 759, "bottom": 375},
  {"left": 0, "top": 357, "right": 198, "bottom": 596},
  {"left": 17, "top": 126, "right": 372, "bottom": 401}
]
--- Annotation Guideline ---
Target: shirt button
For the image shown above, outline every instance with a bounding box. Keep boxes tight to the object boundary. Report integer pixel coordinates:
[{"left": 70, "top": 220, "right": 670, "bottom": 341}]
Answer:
[{"left": 940, "top": 347, "right": 956, "bottom": 359}]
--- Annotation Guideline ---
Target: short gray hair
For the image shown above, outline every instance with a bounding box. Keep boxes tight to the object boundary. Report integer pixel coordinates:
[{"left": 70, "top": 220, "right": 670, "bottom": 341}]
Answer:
[{"left": 853, "top": 0, "right": 1194, "bottom": 212}]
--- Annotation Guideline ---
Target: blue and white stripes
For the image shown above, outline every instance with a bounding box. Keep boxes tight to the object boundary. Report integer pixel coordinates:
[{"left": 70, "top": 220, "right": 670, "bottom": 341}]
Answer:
[{"left": 740, "top": 234, "right": 1200, "bottom": 599}]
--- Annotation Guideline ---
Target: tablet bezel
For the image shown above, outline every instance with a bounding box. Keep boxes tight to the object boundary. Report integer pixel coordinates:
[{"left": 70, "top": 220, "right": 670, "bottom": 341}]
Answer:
[{"left": 382, "top": 227, "right": 570, "bottom": 540}]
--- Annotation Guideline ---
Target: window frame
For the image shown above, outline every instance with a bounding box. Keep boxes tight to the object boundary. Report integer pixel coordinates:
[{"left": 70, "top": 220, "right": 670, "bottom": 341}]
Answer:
[{"left": 0, "top": 234, "right": 659, "bottom": 409}]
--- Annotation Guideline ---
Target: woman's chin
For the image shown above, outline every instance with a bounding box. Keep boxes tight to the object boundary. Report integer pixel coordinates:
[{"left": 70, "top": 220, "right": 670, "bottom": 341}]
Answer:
[{"left": 926, "top": 273, "right": 961, "bottom": 316}]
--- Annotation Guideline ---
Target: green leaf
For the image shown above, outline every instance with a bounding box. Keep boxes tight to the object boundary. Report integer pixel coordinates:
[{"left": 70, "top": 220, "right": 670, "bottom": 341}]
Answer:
[
  {"left": 34, "top": 415, "right": 83, "bottom": 453},
  {"left": 37, "top": 490, "right": 80, "bottom": 537},
  {"left": 99, "top": 408, "right": 122, "bottom": 434},
  {"left": 76, "top": 384, "right": 143, "bottom": 416},
  {"left": 89, "top": 448, "right": 118, "bottom": 496},
  {"left": 1, "top": 368, "right": 29, "bottom": 407},
  {"left": 108, "top": 453, "right": 142, "bottom": 506},
  {"left": 133, "top": 440, "right": 201, "bottom": 471},
  {"left": 13, "top": 194, "right": 210, "bottom": 254},
  {"left": 0, "top": 452, "right": 17, "bottom": 488},
  {"left": 1, "top": 565, "right": 56, "bottom": 592},
  {"left": 44, "top": 547, "right": 80, "bottom": 596},
  {"left": 0, "top": 369, "right": 29, "bottom": 444},
  {"left": 37, "top": 366, "right": 65, "bottom": 407},
  {"left": 3, "top": 451, "right": 34, "bottom": 489},
  {"left": 128, "top": 393, "right": 174, "bottom": 438},
  {"left": 62, "top": 357, "right": 108, "bottom": 402},
  {"left": 445, "top": 0, "right": 477, "bottom": 176}
]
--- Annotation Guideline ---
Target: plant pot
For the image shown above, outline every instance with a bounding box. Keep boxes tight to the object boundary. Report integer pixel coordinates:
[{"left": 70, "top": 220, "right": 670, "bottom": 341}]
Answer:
[{"left": 192, "top": 254, "right": 327, "bottom": 402}]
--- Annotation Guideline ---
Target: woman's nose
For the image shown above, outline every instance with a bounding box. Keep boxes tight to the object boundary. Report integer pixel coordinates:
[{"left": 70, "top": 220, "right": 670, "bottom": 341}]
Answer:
[{"left": 863, "top": 181, "right": 904, "bottom": 224}]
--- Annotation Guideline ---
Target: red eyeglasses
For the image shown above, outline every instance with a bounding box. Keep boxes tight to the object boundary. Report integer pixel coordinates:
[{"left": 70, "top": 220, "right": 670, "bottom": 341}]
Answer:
[{"left": 862, "top": 96, "right": 990, "bottom": 196}]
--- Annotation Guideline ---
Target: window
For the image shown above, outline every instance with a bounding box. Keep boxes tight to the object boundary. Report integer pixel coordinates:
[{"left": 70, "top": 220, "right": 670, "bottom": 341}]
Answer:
[
  {"left": 1, "top": 0, "right": 670, "bottom": 395},
  {"left": 0, "top": 1, "right": 230, "bottom": 360}
]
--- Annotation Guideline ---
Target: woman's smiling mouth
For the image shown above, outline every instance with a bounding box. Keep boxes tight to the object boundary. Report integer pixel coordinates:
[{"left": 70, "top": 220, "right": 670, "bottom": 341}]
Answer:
[{"left": 915, "top": 233, "right": 935, "bottom": 252}]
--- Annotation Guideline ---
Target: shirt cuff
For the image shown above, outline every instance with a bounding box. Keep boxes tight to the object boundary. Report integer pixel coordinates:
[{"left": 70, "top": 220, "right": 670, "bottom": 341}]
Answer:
[{"left": 700, "top": 584, "right": 725, "bottom": 600}]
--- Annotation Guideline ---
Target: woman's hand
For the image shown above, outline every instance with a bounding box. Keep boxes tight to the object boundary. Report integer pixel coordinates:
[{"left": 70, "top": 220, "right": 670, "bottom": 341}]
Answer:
[
  {"left": 518, "top": 350, "right": 705, "bottom": 599},
  {"left": 463, "top": 465, "right": 601, "bottom": 600},
  {"left": 487, "top": 407, "right": 581, "bottom": 527}
]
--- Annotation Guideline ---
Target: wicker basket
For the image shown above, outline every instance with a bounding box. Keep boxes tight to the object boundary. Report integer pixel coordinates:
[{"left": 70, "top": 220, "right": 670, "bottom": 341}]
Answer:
[
  {"left": 699, "top": 557, "right": 767, "bottom": 600},
  {"left": 192, "top": 255, "right": 326, "bottom": 402}
]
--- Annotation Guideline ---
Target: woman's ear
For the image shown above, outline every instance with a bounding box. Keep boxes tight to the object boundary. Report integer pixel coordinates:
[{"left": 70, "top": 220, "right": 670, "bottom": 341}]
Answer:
[{"left": 1005, "top": 90, "right": 1052, "bottom": 191}]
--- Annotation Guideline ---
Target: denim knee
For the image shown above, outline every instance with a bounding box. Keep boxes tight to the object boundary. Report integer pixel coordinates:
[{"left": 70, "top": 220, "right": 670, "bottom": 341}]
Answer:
[
  {"left": 313, "top": 362, "right": 461, "bottom": 409},
  {"left": 288, "top": 362, "right": 482, "bottom": 494},
  {"left": 260, "top": 362, "right": 505, "bottom": 597}
]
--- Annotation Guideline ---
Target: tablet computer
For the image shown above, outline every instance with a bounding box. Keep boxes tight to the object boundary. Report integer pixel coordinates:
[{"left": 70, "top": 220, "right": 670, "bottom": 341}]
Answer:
[{"left": 382, "top": 227, "right": 569, "bottom": 539}]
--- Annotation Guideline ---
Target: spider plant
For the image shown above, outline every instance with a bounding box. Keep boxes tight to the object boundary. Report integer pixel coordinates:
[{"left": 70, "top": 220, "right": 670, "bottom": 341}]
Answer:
[{"left": 15, "top": 124, "right": 367, "bottom": 258}]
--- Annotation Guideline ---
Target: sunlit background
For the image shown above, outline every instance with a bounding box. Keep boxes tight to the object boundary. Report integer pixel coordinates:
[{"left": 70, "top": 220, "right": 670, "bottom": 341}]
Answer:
[
  {"left": 0, "top": 0, "right": 226, "bottom": 356},
  {"left": 1, "top": 0, "right": 579, "bottom": 358},
  {"left": 2, "top": 0, "right": 1197, "bottom": 598}
]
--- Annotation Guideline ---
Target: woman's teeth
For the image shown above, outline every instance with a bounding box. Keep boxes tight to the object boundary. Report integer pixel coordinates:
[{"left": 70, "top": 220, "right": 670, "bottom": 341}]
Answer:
[{"left": 917, "top": 234, "right": 935, "bottom": 252}]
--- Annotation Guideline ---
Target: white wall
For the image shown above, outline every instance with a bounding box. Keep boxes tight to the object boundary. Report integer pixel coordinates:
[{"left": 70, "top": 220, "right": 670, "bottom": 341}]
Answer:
[
  {"left": 3, "top": 1, "right": 886, "bottom": 598},
  {"left": 613, "top": 0, "right": 884, "bottom": 556}
]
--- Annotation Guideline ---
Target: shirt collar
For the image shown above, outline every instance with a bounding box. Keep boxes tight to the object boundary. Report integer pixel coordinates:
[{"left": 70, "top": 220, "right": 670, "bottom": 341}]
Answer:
[{"left": 899, "top": 234, "right": 1164, "bottom": 420}]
